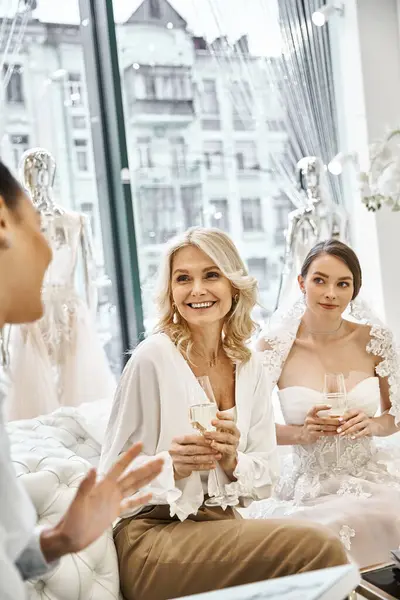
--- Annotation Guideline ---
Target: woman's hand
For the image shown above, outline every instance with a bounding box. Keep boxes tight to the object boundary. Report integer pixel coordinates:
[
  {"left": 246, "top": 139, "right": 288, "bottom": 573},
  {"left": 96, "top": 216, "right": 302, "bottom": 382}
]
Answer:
[
  {"left": 337, "top": 409, "right": 378, "bottom": 439},
  {"left": 169, "top": 434, "right": 222, "bottom": 481},
  {"left": 204, "top": 411, "right": 240, "bottom": 474},
  {"left": 300, "top": 404, "right": 342, "bottom": 444},
  {"left": 40, "top": 442, "right": 164, "bottom": 561}
]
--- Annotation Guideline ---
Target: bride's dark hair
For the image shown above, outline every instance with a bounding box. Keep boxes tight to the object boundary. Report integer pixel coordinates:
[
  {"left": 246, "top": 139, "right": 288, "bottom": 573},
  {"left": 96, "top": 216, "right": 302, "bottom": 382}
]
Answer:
[
  {"left": 0, "top": 160, "right": 23, "bottom": 211},
  {"left": 301, "top": 239, "right": 362, "bottom": 300}
]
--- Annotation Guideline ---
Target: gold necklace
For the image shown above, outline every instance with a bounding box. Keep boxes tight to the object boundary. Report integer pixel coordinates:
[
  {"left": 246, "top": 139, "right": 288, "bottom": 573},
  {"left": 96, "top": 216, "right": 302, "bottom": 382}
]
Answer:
[{"left": 194, "top": 349, "right": 218, "bottom": 368}]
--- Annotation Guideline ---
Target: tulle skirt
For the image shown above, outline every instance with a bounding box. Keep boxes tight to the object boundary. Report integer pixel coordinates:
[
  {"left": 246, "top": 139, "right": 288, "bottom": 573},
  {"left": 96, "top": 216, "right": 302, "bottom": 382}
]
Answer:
[
  {"left": 5, "top": 289, "right": 115, "bottom": 421},
  {"left": 246, "top": 436, "right": 400, "bottom": 568}
]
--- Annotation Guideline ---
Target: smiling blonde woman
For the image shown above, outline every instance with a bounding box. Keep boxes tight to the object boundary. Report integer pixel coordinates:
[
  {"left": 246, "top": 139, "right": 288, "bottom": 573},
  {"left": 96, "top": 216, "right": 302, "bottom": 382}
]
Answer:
[{"left": 99, "top": 227, "right": 347, "bottom": 600}]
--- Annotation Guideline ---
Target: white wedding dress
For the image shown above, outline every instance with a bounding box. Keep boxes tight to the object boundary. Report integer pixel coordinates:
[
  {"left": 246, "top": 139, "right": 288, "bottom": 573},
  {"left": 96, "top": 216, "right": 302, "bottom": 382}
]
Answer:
[
  {"left": 248, "top": 298, "right": 400, "bottom": 568},
  {"left": 5, "top": 211, "right": 116, "bottom": 421},
  {"left": 250, "top": 379, "right": 400, "bottom": 567}
]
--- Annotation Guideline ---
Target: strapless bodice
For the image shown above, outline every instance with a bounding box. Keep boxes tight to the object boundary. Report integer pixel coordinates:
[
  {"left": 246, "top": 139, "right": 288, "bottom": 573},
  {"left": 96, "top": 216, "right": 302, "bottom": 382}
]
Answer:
[{"left": 278, "top": 377, "right": 380, "bottom": 425}]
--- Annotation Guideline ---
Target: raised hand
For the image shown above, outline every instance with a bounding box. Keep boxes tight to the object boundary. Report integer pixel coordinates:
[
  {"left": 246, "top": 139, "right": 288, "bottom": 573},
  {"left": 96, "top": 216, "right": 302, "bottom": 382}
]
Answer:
[{"left": 41, "top": 442, "right": 163, "bottom": 560}]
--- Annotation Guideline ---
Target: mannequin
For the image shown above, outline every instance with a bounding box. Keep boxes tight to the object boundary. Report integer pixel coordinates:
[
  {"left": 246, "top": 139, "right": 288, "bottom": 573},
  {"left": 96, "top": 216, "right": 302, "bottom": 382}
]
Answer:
[
  {"left": 275, "top": 156, "right": 349, "bottom": 310},
  {"left": 5, "top": 148, "right": 115, "bottom": 421}
]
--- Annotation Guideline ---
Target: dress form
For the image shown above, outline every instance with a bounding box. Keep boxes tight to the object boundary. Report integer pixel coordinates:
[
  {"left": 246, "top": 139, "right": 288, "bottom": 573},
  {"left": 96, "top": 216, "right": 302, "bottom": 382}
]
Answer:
[
  {"left": 275, "top": 156, "right": 349, "bottom": 310},
  {"left": 5, "top": 148, "right": 115, "bottom": 421}
]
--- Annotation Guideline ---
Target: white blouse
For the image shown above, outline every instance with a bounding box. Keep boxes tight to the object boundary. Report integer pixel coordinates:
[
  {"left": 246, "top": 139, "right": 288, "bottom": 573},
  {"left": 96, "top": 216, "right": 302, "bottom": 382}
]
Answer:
[{"left": 99, "top": 333, "right": 279, "bottom": 521}]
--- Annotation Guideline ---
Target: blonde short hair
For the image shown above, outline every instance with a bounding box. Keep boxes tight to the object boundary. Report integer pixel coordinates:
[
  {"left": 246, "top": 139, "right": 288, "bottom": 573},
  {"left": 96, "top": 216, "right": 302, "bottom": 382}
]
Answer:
[{"left": 153, "top": 227, "right": 258, "bottom": 364}]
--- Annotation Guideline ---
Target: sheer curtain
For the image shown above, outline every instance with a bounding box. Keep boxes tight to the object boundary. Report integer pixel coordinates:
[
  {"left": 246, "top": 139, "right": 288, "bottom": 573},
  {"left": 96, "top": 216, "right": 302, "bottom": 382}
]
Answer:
[
  {"left": 265, "top": 0, "right": 343, "bottom": 205},
  {"left": 192, "top": 0, "right": 343, "bottom": 207}
]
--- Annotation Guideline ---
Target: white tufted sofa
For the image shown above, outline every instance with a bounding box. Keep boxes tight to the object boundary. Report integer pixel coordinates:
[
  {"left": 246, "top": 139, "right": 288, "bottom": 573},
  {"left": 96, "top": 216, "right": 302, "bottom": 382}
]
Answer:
[{"left": 7, "top": 400, "right": 122, "bottom": 600}]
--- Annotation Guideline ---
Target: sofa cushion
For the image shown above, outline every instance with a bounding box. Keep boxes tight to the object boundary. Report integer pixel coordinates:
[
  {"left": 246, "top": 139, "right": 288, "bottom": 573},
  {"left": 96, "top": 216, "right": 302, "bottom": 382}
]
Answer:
[{"left": 7, "top": 405, "right": 120, "bottom": 599}]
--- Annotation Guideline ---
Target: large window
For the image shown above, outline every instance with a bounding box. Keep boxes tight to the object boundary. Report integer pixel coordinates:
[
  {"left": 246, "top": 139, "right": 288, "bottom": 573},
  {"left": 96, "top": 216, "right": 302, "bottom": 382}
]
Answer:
[
  {"left": 139, "top": 186, "right": 178, "bottom": 244},
  {"left": 247, "top": 257, "right": 269, "bottom": 290},
  {"left": 3, "top": 64, "right": 24, "bottom": 104},
  {"left": 10, "top": 134, "right": 29, "bottom": 170},
  {"left": 149, "top": 0, "right": 162, "bottom": 19},
  {"left": 73, "top": 139, "right": 90, "bottom": 172},
  {"left": 136, "top": 137, "right": 153, "bottom": 169},
  {"left": 66, "top": 72, "right": 84, "bottom": 107},
  {"left": 0, "top": 3, "right": 124, "bottom": 373},
  {"left": 241, "top": 197, "right": 264, "bottom": 233},
  {"left": 199, "top": 79, "right": 219, "bottom": 115},
  {"left": 274, "top": 194, "right": 293, "bottom": 245},
  {"left": 231, "top": 81, "right": 254, "bottom": 130},
  {"left": 0, "top": 0, "right": 298, "bottom": 361},
  {"left": 204, "top": 141, "right": 224, "bottom": 175},
  {"left": 235, "top": 141, "right": 259, "bottom": 172},
  {"left": 209, "top": 199, "right": 230, "bottom": 232},
  {"left": 134, "top": 68, "right": 192, "bottom": 102},
  {"left": 110, "top": 0, "right": 293, "bottom": 324}
]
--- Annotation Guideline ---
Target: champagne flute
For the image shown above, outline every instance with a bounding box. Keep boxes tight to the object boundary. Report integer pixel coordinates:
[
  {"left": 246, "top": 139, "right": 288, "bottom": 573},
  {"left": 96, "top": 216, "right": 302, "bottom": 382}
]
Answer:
[
  {"left": 323, "top": 372, "right": 347, "bottom": 469},
  {"left": 189, "top": 376, "right": 237, "bottom": 507}
]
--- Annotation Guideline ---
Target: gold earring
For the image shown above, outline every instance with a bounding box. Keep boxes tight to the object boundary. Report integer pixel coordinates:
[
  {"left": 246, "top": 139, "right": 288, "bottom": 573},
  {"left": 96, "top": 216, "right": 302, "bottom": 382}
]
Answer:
[{"left": 172, "top": 302, "right": 179, "bottom": 324}]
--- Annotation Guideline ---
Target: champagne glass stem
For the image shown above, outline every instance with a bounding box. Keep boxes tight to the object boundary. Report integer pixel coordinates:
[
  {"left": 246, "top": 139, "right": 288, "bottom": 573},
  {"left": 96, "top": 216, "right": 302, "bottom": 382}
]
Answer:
[{"left": 210, "top": 468, "right": 222, "bottom": 496}]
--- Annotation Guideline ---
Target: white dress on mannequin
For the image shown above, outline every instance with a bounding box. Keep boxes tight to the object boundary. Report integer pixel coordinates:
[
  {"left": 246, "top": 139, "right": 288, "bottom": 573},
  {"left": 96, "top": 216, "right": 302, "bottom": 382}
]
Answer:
[{"left": 5, "top": 211, "right": 116, "bottom": 421}]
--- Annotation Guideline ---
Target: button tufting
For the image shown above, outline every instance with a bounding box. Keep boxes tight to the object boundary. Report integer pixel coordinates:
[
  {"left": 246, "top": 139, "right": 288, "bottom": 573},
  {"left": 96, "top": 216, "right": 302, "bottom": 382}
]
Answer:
[
  {"left": 35, "top": 580, "right": 45, "bottom": 591},
  {"left": 8, "top": 405, "right": 121, "bottom": 598}
]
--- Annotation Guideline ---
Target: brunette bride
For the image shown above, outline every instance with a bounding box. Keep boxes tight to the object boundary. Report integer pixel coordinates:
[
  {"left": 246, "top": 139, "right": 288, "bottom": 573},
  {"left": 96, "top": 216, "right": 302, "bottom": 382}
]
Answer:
[{"left": 249, "top": 239, "right": 400, "bottom": 568}]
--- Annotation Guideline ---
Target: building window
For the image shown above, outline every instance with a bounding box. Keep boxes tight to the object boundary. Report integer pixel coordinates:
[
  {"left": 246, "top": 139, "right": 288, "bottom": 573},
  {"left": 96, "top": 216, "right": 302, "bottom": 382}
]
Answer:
[
  {"left": 170, "top": 137, "right": 186, "bottom": 174},
  {"left": 10, "top": 134, "right": 29, "bottom": 169},
  {"left": 231, "top": 80, "right": 254, "bottom": 129},
  {"left": 3, "top": 64, "right": 24, "bottom": 104},
  {"left": 266, "top": 119, "right": 286, "bottom": 132},
  {"left": 74, "top": 139, "right": 89, "bottom": 172},
  {"left": 209, "top": 199, "right": 229, "bottom": 232},
  {"left": 72, "top": 115, "right": 87, "bottom": 129},
  {"left": 199, "top": 79, "right": 219, "bottom": 115},
  {"left": 181, "top": 185, "right": 203, "bottom": 229},
  {"left": 235, "top": 141, "right": 259, "bottom": 171},
  {"left": 203, "top": 141, "right": 224, "bottom": 175},
  {"left": 137, "top": 137, "right": 153, "bottom": 168},
  {"left": 241, "top": 197, "right": 263, "bottom": 232},
  {"left": 140, "top": 71, "right": 191, "bottom": 101},
  {"left": 274, "top": 194, "right": 293, "bottom": 244},
  {"left": 149, "top": 0, "right": 161, "bottom": 19},
  {"left": 247, "top": 257, "right": 268, "bottom": 290},
  {"left": 67, "top": 72, "right": 84, "bottom": 107},
  {"left": 144, "top": 74, "right": 157, "bottom": 99},
  {"left": 139, "top": 186, "right": 178, "bottom": 244}
]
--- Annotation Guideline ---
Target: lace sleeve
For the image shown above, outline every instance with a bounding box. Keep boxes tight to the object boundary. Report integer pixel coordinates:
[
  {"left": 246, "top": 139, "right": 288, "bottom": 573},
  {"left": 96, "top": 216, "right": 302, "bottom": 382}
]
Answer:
[
  {"left": 258, "top": 299, "right": 304, "bottom": 389},
  {"left": 260, "top": 337, "right": 290, "bottom": 390},
  {"left": 368, "top": 324, "right": 400, "bottom": 425},
  {"left": 349, "top": 299, "right": 400, "bottom": 426}
]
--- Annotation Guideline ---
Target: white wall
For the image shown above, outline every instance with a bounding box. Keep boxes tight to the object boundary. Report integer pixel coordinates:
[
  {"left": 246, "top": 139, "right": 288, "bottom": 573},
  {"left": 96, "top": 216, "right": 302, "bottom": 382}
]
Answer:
[{"left": 331, "top": 0, "right": 400, "bottom": 336}]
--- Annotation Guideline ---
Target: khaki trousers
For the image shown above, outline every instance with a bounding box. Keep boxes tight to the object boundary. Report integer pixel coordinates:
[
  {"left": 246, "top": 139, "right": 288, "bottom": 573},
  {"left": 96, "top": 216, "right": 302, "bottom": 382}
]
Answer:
[{"left": 114, "top": 504, "right": 347, "bottom": 600}]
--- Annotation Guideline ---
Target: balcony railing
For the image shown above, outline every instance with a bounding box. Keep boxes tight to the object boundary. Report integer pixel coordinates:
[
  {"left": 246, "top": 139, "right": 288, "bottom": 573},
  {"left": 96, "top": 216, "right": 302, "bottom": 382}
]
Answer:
[
  {"left": 130, "top": 99, "right": 194, "bottom": 119},
  {"left": 135, "top": 164, "right": 201, "bottom": 183}
]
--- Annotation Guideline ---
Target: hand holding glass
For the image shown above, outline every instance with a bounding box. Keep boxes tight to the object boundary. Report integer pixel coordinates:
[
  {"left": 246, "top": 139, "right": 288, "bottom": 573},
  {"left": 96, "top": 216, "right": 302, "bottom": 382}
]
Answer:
[{"left": 190, "top": 376, "right": 237, "bottom": 507}]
